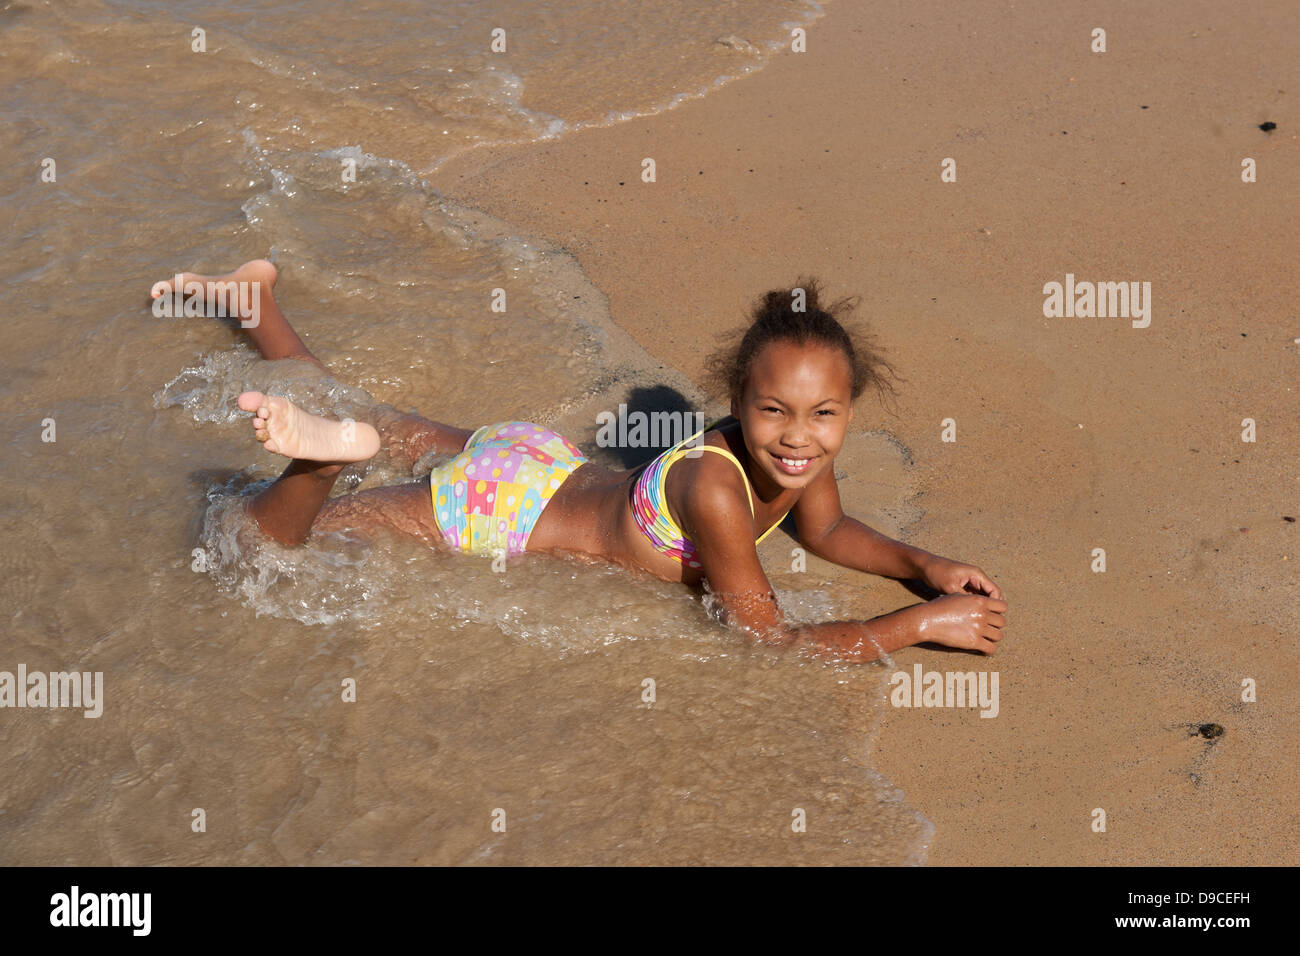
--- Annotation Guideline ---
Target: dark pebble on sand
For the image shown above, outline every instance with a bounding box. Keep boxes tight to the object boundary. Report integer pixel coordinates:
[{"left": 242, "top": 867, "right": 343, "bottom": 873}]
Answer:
[
  {"left": 1284, "top": 515, "right": 1296, "bottom": 522},
  {"left": 1197, "top": 723, "right": 1224, "bottom": 740},
  {"left": 1259, "top": 121, "right": 1277, "bottom": 132}
]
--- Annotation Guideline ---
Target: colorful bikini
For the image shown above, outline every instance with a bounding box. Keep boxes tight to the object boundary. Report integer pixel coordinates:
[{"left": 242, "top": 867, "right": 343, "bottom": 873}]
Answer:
[
  {"left": 429, "top": 422, "right": 588, "bottom": 556},
  {"left": 431, "top": 418, "right": 788, "bottom": 566},
  {"left": 630, "top": 422, "right": 790, "bottom": 570}
]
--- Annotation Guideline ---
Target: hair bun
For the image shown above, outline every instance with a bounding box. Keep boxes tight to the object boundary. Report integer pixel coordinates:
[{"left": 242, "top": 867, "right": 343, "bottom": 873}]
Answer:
[{"left": 701, "top": 276, "right": 900, "bottom": 413}]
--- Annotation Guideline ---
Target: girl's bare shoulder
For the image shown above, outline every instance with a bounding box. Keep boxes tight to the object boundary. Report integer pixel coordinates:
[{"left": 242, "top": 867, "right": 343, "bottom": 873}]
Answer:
[{"left": 665, "top": 421, "right": 751, "bottom": 513}]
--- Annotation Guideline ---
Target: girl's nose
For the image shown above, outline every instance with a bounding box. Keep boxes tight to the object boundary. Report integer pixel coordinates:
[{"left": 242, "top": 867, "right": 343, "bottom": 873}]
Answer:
[{"left": 782, "top": 420, "right": 812, "bottom": 447}]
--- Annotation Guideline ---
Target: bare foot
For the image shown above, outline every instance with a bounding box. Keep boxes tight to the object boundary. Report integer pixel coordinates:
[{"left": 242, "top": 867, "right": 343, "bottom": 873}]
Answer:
[
  {"left": 153, "top": 258, "right": 325, "bottom": 368},
  {"left": 150, "top": 258, "right": 278, "bottom": 304},
  {"left": 238, "top": 391, "right": 379, "bottom": 463}
]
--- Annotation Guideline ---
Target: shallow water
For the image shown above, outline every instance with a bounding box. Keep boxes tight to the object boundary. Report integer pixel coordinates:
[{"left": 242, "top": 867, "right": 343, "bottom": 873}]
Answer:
[{"left": 1, "top": 0, "right": 936, "bottom": 864}]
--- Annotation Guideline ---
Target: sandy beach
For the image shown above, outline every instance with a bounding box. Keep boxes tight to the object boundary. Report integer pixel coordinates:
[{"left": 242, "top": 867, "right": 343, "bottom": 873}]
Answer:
[
  {"left": 428, "top": 0, "right": 1300, "bottom": 865},
  {"left": 2, "top": 0, "right": 1295, "bottom": 868}
]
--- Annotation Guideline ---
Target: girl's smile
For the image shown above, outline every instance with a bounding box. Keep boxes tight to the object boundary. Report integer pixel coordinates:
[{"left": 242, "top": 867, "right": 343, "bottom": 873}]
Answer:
[{"left": 771, "top": 452, "right": 815, "bottom": 475}]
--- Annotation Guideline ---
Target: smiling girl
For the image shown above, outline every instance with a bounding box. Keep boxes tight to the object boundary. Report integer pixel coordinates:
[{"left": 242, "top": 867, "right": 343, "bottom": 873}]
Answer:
[{"left": 154, "top": 263, "right": 1007, "bottom": 661}]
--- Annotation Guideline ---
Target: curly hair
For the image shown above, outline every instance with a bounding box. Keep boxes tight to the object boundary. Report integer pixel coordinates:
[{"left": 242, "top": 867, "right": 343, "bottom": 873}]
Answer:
[{"left": 703, "top": 275, "right": 900, "bottom": 412}]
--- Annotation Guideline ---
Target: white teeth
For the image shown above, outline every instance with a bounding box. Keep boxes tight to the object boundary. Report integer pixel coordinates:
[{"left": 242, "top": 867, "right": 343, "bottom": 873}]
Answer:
[{"left": 780, "top": 457, "right": 809, "bottom": 466}]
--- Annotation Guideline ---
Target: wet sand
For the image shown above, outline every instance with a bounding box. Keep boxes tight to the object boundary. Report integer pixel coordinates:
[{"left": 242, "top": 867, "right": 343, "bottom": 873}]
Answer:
[{"left": 429, "top": 0, "right": 1300, "bottom": 864}]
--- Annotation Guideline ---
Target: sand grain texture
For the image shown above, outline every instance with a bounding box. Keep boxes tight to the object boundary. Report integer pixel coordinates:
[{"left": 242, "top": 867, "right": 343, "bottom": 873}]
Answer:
[{"left": 429, "top": 0, "right": 1300, "bottom": 865}]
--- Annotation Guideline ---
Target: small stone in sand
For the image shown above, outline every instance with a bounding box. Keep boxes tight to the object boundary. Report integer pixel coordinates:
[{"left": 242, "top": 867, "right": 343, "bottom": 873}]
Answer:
[
  {"left": 714, "top": 35, "right": 758, "bottom": 55},
  {"left": 1259, "top": 121, "right": 1277, "bottom": 132}
]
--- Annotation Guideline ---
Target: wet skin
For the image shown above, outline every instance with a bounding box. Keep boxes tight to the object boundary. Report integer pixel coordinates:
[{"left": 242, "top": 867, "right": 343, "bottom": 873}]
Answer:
[
  {"left": 516, "top": 339, "right": 1009, "bottom": 659},
  {"left": 523, "top": 340, "right": 853, "bottom": 585},
  {"left": 159, "top": 262, "right": 1006, "bottom": 660},
  {"left": 310, "top": 339, "right": 1008, "bottom": 658},
  {"left": 520, "top": 416, "right": 789, "bottom": 584}
]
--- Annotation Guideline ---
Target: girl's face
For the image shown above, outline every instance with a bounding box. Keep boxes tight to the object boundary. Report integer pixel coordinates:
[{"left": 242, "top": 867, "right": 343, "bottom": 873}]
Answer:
[{"left": 731, "top": 339, "right": 854, "bottom": 494}]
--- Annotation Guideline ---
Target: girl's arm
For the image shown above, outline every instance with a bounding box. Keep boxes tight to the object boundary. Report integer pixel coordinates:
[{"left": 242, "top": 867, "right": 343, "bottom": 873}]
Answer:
[
  {"left": 674, "top": 456, "right": 1005, "bottom": 660},
  {"left": 793, "top": 464, "right": 1003, "bottom": 599}
]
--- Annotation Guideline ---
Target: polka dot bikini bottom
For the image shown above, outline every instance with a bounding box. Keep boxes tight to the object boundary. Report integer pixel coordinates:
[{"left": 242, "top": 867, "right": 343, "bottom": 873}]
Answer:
[{"left": 429, "top": 421, "right": 588, "bottom": 556}]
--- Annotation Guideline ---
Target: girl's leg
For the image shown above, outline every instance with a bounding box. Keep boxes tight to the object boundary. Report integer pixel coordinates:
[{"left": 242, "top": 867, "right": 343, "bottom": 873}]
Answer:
[
  {"left": 152, "top": 259, "right": 325, "bottom": 370},
  {"left": 310, "top": 479, "right": 442, "bottom": 542},
  {"left": 152, "top": 259, "right": 476, "bottom": 467},
  {"left": 156, "top": 260, "right": 473, "bottom": 538},
  {"left": 365, "top": 405, "right": 476, "bottom": 471},
  {"left": 247, "top": 420, "right": 444, "bottom": 546},
  {"left": 243, "top": 400, "right": 453, "bottom": 545},
  {"left": 238, "top": 391, "right": 381, "bottom": 545},
  {"left": 247, "top": 459, "right": 347, "bottom": 546}
]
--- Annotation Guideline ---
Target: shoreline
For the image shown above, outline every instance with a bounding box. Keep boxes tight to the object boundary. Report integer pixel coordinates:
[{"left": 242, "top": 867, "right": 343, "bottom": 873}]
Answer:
[{"left": 428, "top": 0, "right": 1299, "bottom": 865}]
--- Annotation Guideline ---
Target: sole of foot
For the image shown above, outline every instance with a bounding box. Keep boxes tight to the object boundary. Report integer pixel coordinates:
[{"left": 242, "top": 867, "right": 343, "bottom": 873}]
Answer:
[
  {"left": 237, "top": 391, "right": 379, "bottom": 463},
  {"left": 150, "top": 258, "right": 278, "bottom": 301}
]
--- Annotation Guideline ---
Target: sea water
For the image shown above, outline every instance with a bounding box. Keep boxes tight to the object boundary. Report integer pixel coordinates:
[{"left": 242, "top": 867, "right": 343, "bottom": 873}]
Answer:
[{"left": 0, "top": 0, "right": 933, "bottom": 864}]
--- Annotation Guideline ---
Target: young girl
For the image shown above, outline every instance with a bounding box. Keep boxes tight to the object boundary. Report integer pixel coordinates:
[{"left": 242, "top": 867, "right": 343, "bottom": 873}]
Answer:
[{"left": 153, "top": 260, "right": 1007, "bottom": 662}]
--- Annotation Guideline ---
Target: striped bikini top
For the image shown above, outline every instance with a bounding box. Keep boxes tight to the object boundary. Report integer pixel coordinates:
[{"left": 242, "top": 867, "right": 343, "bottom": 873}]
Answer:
[{"left": 630, "top": 421, "right": 790, "bottom": 570}]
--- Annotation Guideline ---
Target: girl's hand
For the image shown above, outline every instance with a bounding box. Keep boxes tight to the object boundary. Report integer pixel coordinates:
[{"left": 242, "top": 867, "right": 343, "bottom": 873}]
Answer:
[
  {"left": 916, "top": 593, "right": 1007, "bottom": 654},
  {"left": 920, "top": 555, "right": 1003, "bottom": 600}
]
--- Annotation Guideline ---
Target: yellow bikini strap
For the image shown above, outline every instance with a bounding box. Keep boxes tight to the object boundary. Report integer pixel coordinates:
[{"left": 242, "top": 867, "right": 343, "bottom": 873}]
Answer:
[
  {"left": 676, "top": 444, "right": 755, "bottom": 517},
  {"left": 677, "top": 417, "right": 791, "bottom": 539}
]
